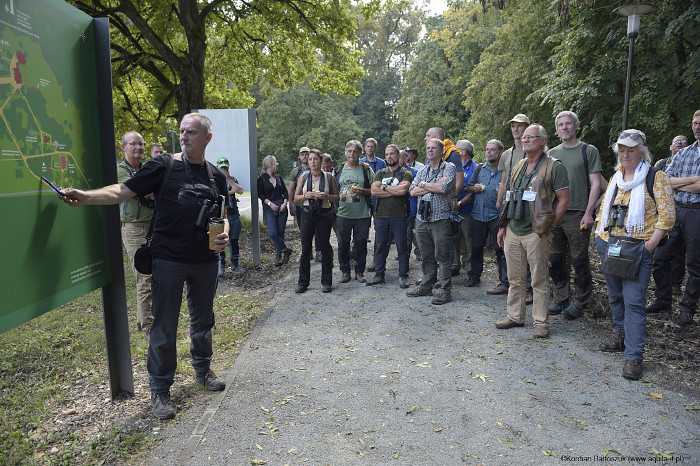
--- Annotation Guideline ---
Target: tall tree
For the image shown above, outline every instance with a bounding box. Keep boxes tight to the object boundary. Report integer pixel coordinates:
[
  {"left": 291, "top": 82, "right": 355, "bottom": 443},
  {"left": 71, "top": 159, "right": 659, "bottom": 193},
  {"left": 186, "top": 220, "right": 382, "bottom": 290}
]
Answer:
[{"left": 70, "top": 0, "right": 363, "bottom": 141}]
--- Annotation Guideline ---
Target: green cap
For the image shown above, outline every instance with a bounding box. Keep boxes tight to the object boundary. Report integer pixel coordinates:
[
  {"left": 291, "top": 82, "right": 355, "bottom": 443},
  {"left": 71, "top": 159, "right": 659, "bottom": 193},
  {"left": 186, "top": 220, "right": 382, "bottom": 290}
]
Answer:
[{"left": 216, "top": 157, "right": 229, "bottom": 168}]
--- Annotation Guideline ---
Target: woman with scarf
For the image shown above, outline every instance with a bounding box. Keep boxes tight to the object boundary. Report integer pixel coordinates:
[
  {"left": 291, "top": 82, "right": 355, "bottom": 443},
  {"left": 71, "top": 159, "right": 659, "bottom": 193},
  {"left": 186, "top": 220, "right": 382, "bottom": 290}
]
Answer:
[
  {"left": 595, "top": 130, "right": 675, "bottom": 380},
  {"left": 294, "top": 149, "right": 339, "bottom": 293}
]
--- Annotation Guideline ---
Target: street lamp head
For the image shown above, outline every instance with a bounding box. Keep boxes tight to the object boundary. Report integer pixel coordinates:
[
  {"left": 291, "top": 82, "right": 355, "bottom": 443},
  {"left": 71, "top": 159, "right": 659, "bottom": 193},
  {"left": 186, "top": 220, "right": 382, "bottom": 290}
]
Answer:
[{"left": 613, "top": 3, "right": 657, "bottom": 37}]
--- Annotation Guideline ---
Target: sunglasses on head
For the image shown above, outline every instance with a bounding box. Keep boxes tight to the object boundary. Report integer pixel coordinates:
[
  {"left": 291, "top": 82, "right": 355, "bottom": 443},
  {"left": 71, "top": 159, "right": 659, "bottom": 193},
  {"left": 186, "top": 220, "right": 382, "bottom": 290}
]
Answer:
[{"left": 619, "top": 132, "right": 646, "bottom": 144}]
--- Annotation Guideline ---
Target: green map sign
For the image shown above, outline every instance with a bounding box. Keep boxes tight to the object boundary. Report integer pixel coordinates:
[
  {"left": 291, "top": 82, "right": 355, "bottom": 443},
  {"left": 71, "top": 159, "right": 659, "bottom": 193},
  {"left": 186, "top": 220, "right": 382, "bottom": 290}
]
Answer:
[{"left": 0, "top": 0, "right": 110, "bottom": 332}]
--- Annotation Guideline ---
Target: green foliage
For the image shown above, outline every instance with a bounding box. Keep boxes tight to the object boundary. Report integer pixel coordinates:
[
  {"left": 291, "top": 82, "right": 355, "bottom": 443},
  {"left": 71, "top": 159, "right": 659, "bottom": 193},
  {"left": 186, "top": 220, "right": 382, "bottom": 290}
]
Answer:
[{"left": 70, "top": 0, "right": 364, "bottom": 145}]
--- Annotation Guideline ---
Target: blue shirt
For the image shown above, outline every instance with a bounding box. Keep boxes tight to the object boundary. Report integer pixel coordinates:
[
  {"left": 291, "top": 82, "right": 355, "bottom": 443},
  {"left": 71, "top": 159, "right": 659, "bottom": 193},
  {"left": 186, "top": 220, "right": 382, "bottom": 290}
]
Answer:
[
  {"left": 468, "top": 163, "right": 502, "bottom": 222},
  {"left": 456, "top": 158, "right": 476, "bottom": 214},
  {"left": 665, "top": 141, "right": 700, "bottom": 204},
  {"left": 407, "top": 166, "right": 418, "bottom": 217},
  {"left": 360, "top": 156, "right": 386, "bottom": 173}
]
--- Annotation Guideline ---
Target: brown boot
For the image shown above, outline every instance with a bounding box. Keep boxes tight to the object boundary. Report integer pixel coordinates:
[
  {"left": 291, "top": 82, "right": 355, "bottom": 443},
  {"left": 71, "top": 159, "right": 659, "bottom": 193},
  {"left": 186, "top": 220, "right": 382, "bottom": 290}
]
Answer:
[{"left": 599, "top": 330, "right": 625, "bottom": 353}]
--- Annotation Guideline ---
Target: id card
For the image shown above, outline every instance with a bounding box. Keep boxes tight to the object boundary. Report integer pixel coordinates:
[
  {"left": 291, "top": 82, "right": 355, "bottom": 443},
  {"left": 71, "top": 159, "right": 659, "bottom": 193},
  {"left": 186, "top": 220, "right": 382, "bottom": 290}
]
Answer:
[
  {"left": 522, "top": 190, "right": 536, "bottom": 202},
  {"left": 608, "top": 242, "right": 622, "bottom": 257},
  {"left": 505, "top": 190, "right": 511, "bottom": 202}
]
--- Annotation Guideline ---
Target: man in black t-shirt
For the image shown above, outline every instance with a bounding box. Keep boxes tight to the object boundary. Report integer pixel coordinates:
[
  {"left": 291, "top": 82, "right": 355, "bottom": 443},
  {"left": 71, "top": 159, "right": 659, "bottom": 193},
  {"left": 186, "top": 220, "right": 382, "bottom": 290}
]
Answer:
[{"left": 60, "top": 113, "right": 229, "bottom": 420}]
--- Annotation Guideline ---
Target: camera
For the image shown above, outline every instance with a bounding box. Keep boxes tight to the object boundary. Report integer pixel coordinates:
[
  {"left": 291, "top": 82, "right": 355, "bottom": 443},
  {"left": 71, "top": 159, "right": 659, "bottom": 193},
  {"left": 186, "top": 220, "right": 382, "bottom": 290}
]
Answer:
[
  {"left": 507, "top": 189, "right": 525, "bottom": 220},
  {"left": 136, "top": 195, "right": 156, "bottom": 209},
  {"left": 418, "top": 199, "right": 431, "bottom": 219}
]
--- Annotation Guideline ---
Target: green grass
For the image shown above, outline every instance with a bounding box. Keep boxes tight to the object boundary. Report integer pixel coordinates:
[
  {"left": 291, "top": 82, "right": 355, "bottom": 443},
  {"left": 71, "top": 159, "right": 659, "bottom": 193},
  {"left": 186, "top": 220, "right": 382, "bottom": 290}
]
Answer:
[{"left": 0, "top": 240, "right": 269, "bottom": 464}]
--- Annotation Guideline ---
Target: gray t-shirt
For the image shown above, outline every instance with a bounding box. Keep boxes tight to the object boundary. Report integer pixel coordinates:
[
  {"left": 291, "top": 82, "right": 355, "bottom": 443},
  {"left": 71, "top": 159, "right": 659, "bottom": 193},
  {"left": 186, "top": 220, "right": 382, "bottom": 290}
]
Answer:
[{"left": 547, "top": 142, "right": 601, "bottom": 211}]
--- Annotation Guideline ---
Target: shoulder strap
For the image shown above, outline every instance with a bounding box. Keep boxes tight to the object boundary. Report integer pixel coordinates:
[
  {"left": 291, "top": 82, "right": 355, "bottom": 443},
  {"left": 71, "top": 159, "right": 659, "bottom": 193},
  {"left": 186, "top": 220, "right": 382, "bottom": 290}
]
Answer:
[
  {"left": 509, "top": 158, "right": 528, "bottom": 189},
  {"left": 118, "top": 161, "right": 135, "bottom": 177},
  {"left": 333, "top": 162, "right": 345, "bottom": 178},
  {"left": 646, "top": 165, "right": 657, "bottom": 203},
  {"left": 581, "top": 143, "right": 591, "bottom": 191},
  {"left": 362, "top": 162, "right": 371, "bottom": 188},
  {"left": 473, "top": 163, "right": 483, "bottom": 181},
  {"left": 146, "top": 154, "right": 175, "bottom": 242}
]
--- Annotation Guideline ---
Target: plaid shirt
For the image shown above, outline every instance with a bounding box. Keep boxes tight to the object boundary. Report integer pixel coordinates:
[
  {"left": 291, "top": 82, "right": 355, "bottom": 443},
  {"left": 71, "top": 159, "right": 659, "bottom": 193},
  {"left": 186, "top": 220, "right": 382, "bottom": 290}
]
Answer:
[
  {"left": 410, "top": 161, "right": 456, "bottom": 222},
  {"left": 665, "top": 141, "right": 700, "bottom": 204}
]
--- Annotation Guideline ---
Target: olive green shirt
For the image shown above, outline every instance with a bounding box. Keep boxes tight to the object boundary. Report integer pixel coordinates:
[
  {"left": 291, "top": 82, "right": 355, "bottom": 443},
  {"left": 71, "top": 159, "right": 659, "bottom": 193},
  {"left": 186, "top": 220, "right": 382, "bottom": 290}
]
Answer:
[{"left": 117, "top": 160, "right": 153, "bottom": 223}]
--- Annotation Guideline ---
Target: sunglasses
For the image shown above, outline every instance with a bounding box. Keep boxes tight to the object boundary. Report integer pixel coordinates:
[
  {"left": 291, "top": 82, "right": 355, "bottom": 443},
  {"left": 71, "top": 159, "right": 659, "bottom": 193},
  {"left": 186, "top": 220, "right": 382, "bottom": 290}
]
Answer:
[
  {"left": 673, "top": 139, "right": 687, "bottom": 144},
  {"left": 619, "top": 132, "right": 646, "bottom": 144}
]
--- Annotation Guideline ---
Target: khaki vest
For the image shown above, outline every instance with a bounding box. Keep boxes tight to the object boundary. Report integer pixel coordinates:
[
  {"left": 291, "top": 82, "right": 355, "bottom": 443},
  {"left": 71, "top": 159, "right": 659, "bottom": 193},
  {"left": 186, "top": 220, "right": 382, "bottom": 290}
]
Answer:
[{"left": 509, "top": 156, "right": 559, "bottom": 236}]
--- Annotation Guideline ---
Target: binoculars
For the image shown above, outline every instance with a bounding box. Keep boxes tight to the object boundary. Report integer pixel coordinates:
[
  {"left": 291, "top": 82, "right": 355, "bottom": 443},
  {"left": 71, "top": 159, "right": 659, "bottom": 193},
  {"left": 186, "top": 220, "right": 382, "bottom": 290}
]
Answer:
[
  {"left": 195, "top": 199, "right": 220, "bottom": 230},
  {"left": 418, "top": 199, "right": 432, "bottom": 219},
  {"left": 605, "top": 204, "right": 628, "bottom": 231},
  {"left": 507, "top": 189, "right": 525, "bottom": 220}
]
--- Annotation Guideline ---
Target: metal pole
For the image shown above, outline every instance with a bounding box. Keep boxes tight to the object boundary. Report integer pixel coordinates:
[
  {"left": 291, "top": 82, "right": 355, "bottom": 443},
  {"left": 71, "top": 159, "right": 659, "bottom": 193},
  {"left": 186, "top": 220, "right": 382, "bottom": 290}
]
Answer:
[{"left": 622, "top": 34, "right": 637, "bottom": 130}]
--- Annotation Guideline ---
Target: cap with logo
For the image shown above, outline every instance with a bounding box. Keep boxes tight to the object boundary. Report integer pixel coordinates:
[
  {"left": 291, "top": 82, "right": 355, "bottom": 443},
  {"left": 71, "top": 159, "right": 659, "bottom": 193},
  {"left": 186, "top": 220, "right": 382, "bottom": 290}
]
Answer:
[
  {"left": 216, "top": 156, "right": 230, "bottom": 168},
  {"left": 508, "top": 114, "right": 530, "bottom": 125}
]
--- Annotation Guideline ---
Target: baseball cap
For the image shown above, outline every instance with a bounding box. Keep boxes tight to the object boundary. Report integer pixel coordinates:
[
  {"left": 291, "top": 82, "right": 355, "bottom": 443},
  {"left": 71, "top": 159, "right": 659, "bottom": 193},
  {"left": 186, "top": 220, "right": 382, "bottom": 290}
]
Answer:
[
  {"left": 508, "top": 114, "right": 530, "bottom": 125},
  {"left": 216, "top": 156, "right": 229, "bottom": 168},
  {"left": 404, "top": 146, "right": 417, "bottom": 152},
  {"left": 299, "top": 146, "right": 310, "bottom": 154},
  {"left": 616, "top": 129, "right": 646, "bottom": 147}
]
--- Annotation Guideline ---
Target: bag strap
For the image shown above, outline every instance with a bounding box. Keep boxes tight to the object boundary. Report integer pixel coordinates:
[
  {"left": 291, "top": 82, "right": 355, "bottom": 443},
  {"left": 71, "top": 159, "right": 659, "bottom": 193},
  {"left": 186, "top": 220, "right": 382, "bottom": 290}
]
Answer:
[
  {"left": 146, "top": 154, "right": 175, "bottom": 242},
  {"left": 582, "top": 143, "right": 591, "bottom": 191}
]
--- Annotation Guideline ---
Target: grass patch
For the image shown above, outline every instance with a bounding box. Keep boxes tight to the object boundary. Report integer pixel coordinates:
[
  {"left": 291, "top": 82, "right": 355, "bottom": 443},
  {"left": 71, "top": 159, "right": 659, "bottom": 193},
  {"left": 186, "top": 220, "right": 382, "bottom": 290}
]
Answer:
[{"left": 0, "top": 239, "right": 270, "bottom": 463}]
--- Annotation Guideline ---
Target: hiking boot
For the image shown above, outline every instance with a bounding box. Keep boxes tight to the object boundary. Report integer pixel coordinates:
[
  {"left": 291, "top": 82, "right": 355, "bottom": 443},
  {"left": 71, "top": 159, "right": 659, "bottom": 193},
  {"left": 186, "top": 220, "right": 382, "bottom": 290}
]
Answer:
[
  {"left": 398, "top": 276, "right": 409, "bottom": 289},
  {"left": 600, "top": 330, "right": 625, "bottom": 353},
  {"left": 487, "top": 284, "right": 509, "bottom": 295},
  {"left": 645, "top": 300, "right": 671, "bottom": 314},
  {"left": 675, "top": 311, "right": 694, "bottom": 326},
  {"left": 273, "top": 252, "right": 283, "bottom": 267},
  {"left": 407, "top": 287, "right": 432, "bottom": 297},
  {"left": 562, "top": 302, "right": 582, "bottom": 320},
  {"left": 340, "top": 272, "right": 351, "bottom": 283},
  {"left": 322, "top": 285, "right": 332, "bottom": 293},
  {"left": 152, "top": 392, "right": 176, "bottom": 420},
  {"left": 295, "top": 284, "right": 308, "bottom": 294},
  {"left": 622, "top": 360, "right": 643, "bottom": 380},
  {"left": 356, "top": 273, "right": 366, "bottom": 283},
  {"left": 230, "top": 262, "right": 245, "bottom": 274},
  {"left": 281, "top": 248, "right": 293, "bottom": 264},
  {"left": 195, "top": 370, "right": 226, "bottom": 391},
  {"left": 366, "top": 275, "right": 385, "bottom": 286},
  {"left": 466, "top": 275, "right": 480, "bottom": 287},
  {"left": 548, "top": 299, "right": 568, "bottom": 316},
  {"left": 495, "top": 317, "right": 524, "bottom": 329},
  {"left": 431, "top": 293, "right": 452, "bottom": 305},
  {"left": 533, "top": 325, "right": 549, "bottom": 339},
  {"left": 526, "top": 290, "right": 534, "bottom": 305}
]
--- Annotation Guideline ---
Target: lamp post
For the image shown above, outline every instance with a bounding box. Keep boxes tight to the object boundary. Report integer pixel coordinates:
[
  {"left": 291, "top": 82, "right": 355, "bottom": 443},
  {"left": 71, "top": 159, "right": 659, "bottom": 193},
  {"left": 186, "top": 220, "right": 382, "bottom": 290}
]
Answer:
[{"left": 613, "top": 3, "right": 656, "bottom": 130}]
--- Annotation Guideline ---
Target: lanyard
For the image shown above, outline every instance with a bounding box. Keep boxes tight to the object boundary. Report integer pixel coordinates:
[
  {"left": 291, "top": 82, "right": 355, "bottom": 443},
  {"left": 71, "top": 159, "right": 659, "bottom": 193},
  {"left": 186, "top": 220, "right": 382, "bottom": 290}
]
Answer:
[{"left": 514, "top": 153, "right": 546, "bottom": 190}]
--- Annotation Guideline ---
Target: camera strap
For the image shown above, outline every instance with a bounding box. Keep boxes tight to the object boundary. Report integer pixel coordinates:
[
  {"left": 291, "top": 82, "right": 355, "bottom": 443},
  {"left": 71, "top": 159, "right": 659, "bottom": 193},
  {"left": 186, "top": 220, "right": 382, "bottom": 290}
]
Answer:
[{"left": 145, "top": 153, "right": 175, "bottom": 243}]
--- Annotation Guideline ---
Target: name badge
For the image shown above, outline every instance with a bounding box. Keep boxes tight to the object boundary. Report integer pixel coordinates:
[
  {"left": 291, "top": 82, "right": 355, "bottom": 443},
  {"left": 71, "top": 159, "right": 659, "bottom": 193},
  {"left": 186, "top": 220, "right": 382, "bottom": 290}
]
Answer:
[
  {"left": 522, "top": 190, "right": 536, "bottom": 202},
  {"left": 505, "top": 191, "right": 511, "bottom": 201},
  {"left": 608, "top": 242, "right": 622, "bottom": 257}
]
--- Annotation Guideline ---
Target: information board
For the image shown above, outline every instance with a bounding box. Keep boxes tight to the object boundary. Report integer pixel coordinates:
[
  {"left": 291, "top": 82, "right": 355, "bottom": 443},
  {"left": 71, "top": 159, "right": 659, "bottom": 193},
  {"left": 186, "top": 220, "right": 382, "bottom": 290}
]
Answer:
[{"left": 0, "top": 0, "right": 110, "bottom": 332}]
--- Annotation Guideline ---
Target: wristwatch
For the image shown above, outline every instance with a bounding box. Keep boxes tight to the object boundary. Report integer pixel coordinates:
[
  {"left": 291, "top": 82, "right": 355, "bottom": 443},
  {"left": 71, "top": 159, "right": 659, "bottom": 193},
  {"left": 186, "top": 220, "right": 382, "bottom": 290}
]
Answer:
[
  {"left": 382, "top": 185, "right": 387, "bottom": 191},
  {"left": 420, "top": 181, "right": 425, "bottom": 188}
]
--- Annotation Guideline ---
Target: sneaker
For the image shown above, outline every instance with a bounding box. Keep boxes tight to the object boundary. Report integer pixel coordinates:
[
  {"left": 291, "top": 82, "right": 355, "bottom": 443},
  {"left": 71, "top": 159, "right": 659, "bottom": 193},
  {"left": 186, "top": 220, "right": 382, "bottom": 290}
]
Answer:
[
  {"left": 431, "top": 293, "right": 452, "bottom": 305},
  {"left": 525, "top": 290, "right": 534, "bottom": 305},
  {"left": 622, "top": 359, "right": 643, "bottom": 380},
  {"left": 340, "top": 272, "right": 351, "bottom": 283},
  {"left": 548, "top": 299, "right": 568, "bottom": 315},
  {"left": 466, "top": 275, "right": 480, "bottom": 287},
  {"left": 366, "top": 275, "right": 385, "bottom": 286},
  {"left": 487, "top": 284, "right": 509, "bottom": 295},
  {"left": 195, "top": 370, "right": 226, "bottom": 391},
  {"left": 645, "top": 300, "right": 671, "bottom": 314},
  {"left": 322, "top": 285, "right": 332, "bottom": 293},
  {"left": 152, "top": 392, "right": 176, "bottom": 420},
  {"left": 398, "top": 276, "right": 409, "bottom": 289},
  {"left": 407, "top": 287, "right": 432, "bottom": 297},
  {"left": 533, "top": 325, "right": 549, "bottom": 339},
  {"left": 599, "top": 330, "right": 625, "bottom": 353},
  {"left": 230, "top": 265, "right": 245, "bottom": 274},
  {"left": 675, "top": 311, "right": 694, "bottom": 326},
  {"left": 562, "top": 302, "right": 582, "bottom": 320},
  {"left": 295, "top": 284, "right": 308, "bottom": 294},
  {"left": 495, "top": 317, "right": 524, "bottom": 329},
  {"left": 356, "top": 273, "right": 366, "bottom": 284}
]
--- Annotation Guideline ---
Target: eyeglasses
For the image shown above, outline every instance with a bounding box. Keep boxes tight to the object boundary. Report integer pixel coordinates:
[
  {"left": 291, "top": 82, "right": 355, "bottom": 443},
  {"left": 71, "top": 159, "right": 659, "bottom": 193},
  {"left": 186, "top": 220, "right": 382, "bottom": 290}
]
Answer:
[
  {"left": 618, "top": 132, "right": 646, "bottom": 144},
  {"left": 126, "top": 142, "right": 145, "bottom": 147},
  {"left": 520, "top": 135, "right": 542, "bottom": 141},
  {"left": 673, "top": 139, "right": 687, "bottom": 144}
]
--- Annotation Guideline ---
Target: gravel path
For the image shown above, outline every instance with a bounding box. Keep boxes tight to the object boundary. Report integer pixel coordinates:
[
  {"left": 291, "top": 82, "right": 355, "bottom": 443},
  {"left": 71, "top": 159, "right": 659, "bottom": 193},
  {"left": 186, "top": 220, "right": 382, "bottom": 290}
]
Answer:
[{"left": 149, "top": 251, "right": 699, "bottom": 465}]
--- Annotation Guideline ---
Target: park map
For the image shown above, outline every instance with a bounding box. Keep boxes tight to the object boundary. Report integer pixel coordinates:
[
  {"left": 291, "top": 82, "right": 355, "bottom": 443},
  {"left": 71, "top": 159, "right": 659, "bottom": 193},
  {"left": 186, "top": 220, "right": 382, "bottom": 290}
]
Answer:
[{"left": 0, "top": 0, "right": 110, "bottom": 332}]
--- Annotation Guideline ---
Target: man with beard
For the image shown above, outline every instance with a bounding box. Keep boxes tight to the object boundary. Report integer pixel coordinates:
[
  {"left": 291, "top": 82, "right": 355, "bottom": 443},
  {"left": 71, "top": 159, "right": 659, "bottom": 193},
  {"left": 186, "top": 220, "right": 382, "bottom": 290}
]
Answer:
[{"left": 367, "top": 144, "right": 413, "bottom": 288}]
